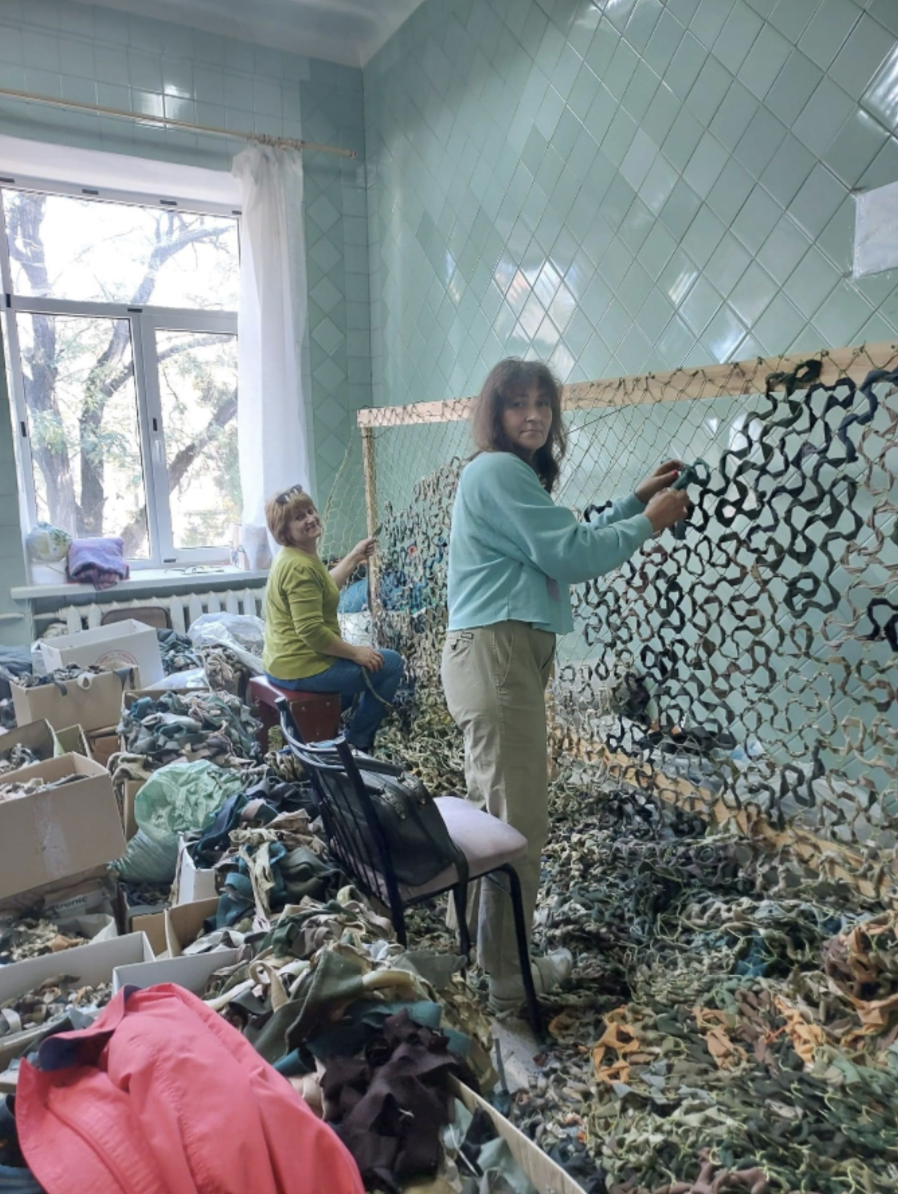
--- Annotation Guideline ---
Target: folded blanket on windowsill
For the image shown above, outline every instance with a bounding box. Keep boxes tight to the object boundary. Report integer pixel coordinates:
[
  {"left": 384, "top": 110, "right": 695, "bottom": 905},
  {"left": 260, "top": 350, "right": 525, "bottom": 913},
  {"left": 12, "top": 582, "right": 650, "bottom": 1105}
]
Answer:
[{"left": 66, "top": 536, "right": 130, "bottom": 590}]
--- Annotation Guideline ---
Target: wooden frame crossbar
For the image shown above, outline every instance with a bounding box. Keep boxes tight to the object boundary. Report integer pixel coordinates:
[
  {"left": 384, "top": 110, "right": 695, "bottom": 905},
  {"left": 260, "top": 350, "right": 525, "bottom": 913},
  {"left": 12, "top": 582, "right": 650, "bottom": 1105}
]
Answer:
[{"left": 357, "top": 339, "right": 898, "bottom": 429}]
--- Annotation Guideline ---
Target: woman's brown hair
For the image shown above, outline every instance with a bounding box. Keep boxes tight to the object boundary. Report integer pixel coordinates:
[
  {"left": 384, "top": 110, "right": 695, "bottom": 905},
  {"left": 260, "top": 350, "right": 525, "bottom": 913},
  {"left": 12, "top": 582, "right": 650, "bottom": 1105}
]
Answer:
[
  {"left": 470, "top": 358, "right": 566, "bottom": 492},
  {"left": 265, "top": 485, "right": 317, "bottom": 547}
]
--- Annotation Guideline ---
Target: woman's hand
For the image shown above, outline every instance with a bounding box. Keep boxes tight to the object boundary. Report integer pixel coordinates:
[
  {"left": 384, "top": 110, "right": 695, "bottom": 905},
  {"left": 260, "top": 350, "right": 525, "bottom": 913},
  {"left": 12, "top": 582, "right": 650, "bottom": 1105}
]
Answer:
[
  {"left": 352, "top": 645, "right": 384, "bottom": 671},
  {"left": 635, "top": 460, "right": 684, "bottom": 503},
  {"left": 350, "top": 537, "right": 377, "bottom": 566},
  {"left": 645, "top": 488, "right": 691, "bottom": 532},
  {"left": 329, "top": 538, "right": 377, "bottom": 590}
]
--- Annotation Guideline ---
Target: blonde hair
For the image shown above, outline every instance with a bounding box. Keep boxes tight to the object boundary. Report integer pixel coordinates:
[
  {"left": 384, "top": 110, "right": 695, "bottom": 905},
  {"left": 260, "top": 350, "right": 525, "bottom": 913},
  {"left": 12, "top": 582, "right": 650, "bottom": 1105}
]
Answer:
[{"left": 265, "top": 485, "right": 317, "bottom": 547}]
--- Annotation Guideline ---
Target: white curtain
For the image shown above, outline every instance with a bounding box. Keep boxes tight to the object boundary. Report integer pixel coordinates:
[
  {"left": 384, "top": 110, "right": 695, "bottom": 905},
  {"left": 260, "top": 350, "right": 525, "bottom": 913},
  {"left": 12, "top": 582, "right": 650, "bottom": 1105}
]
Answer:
[{"left": 232, "top": 142, "right": 310, "bottom": 570}]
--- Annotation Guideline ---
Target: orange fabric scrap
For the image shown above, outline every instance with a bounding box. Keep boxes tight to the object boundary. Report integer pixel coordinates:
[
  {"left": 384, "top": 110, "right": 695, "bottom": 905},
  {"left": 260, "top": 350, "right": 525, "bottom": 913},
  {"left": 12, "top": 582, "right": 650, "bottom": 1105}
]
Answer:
[
  {"left": 775, "top": 997, "right": 826, "bottom": 1066},
  {"left": 824, "top": 913, "right": 898, "bottom": 1034},
  {"left": 591, "top": 1006, "right": 642, "bottom": 1083},
  {"left": 693, "top": 1007, "right": 746, "bottom": 1070}
]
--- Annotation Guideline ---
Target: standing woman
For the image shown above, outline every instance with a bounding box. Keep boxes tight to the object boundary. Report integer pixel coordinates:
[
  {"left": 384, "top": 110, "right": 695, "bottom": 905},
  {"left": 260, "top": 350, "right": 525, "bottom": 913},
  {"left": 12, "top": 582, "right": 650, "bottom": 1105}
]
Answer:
[
  {"left": 441, "top": 359, "right": 689, "bottom": 1012},
  {"left": 263, "top": 485, "right": 404, "bottom": 752}
]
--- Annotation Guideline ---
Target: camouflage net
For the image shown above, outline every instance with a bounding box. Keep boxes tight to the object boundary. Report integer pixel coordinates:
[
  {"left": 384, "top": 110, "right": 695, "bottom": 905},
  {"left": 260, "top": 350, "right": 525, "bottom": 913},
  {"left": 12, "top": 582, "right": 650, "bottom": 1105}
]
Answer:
[{"left": 321, "top": 343, "right": 898, "bottom": 1192}]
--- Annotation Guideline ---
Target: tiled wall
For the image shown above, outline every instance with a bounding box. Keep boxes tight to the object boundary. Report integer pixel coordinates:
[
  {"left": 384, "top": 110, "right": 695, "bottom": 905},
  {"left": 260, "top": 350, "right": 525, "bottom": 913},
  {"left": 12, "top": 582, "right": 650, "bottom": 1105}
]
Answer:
[
  {"left": 362, "top": 0, "right": 898, "bottom": 767},
  {"left": 364, "top": 0, "right": 898, "bottom": 408},
  {"left": 299, "top": 64, "right": 370, "bottom": 530},
  {"left": 0, "top": 0, "right": 368, "bottom": 643}
]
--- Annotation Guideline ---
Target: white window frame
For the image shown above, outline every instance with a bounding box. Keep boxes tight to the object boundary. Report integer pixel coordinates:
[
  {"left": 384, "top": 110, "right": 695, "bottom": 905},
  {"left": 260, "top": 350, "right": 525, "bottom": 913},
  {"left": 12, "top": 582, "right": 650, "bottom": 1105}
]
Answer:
[{"left": 0, "top": 172, "right": 240, "bottom": 572}]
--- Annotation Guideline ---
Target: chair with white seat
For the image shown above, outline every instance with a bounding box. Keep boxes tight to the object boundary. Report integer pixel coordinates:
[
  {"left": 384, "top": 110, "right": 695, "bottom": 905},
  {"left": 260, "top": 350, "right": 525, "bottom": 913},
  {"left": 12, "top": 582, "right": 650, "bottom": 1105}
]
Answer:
[{"left": 276, "top": 698, "right": 542, "bottom": 1033}]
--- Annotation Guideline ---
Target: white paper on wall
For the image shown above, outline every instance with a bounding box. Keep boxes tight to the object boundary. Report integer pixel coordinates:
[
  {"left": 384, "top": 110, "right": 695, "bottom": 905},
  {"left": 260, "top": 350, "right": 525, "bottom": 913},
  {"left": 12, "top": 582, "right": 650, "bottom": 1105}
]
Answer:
[{"left": 854, "top": 181, "right": 898, "bottom": 278}]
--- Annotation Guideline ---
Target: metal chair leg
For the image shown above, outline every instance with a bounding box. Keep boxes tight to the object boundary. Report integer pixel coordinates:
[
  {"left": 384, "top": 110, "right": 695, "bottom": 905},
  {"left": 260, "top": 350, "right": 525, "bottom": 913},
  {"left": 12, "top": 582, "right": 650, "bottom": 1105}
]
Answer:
[
  {"left": 499, "top": 864, "right": 543, "bottom": 1037},
  {"left": 451, "top": 883, "right": 471, "bottom": 963},
  {"left": 392, "top": 901, "right": 409, "bottom": 949}
]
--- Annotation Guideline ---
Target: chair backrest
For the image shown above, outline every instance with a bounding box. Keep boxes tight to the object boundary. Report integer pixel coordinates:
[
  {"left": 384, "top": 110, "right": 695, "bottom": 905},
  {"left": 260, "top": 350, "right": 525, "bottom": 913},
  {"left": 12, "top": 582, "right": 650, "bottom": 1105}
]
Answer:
[
  {"left": 276, "top": 699, "right": 405, "bottom": 914},
  {"left": 101, "top": 605, "right": 171, "bottom": 630}
]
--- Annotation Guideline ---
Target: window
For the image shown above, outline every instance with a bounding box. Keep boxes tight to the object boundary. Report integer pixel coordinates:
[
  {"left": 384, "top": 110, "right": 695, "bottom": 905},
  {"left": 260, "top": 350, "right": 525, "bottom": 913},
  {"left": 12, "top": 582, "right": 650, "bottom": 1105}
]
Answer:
[{"left": 0, "top": 181, "right": 241, "bottom": 569}]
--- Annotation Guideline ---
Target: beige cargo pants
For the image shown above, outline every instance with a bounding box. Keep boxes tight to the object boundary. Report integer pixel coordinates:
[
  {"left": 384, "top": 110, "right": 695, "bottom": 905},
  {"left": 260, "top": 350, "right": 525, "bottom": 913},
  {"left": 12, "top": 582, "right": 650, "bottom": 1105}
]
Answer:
[{"left": 441, "top": 620, "right": 555, "bottom": 983}]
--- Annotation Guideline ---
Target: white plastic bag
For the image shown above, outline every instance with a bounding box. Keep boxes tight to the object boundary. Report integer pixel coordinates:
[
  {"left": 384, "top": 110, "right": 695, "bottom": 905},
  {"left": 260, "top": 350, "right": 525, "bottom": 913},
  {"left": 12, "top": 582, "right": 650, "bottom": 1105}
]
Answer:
[
  {"left": 187, "top": 613, "right": 265, "bottom": 673},
  {"left": 150, "top": 667, "right": 208, "bottom": 691}
]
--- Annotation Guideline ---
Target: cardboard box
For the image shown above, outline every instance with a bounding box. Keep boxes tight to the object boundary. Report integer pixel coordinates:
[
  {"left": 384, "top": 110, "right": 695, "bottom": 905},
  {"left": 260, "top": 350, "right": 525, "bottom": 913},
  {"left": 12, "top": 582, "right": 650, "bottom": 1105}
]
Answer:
[
  {"left": 451, "top": 1079, "right": 585, "bottom": 1194},
  {"left": 0, "top": 933, "right": 154, "bottom": 1070},
  {"left": 88, "top": 725, "right": 119, "bottom": 769},
  {"left": 0, "top": 718, "right": 57, "bottom": 770},
  {"left": 122, "top": 778, "right": 143, "bottom": 839},
  {"left": 0, "top": 754, "right": 127, "bottom": 902},
  {"left": 164, "top": 896, "right": 219, "bottom": 957},
  {"left": 0, "top": 868, "right": 117, "bottom": 923},
  {"left": 36, "top": 911, "right": 117, "bottom": 945},
  {"left": 129, "top": 910, "right": 168, "bottom": 957},
  {"left": 11, "top": 668, "right": 140, "bottom": 734},
  {"left": 55, "top": 724, "right": 91, "bottom": 759},
  {"left": 0, "top": 721, "right": 93, "bottom": 774},
  {"left": 112, "top": 946, "right": 239, "bottom": 996},
  {"left": 0, "top": 904, "right": 116, "bottom": 948},
  {"left": 172, "top": 836, "right": 218, "bottom": 905},
  {"left": 40, "top": 621, "right": 163, "bottom": 687}
]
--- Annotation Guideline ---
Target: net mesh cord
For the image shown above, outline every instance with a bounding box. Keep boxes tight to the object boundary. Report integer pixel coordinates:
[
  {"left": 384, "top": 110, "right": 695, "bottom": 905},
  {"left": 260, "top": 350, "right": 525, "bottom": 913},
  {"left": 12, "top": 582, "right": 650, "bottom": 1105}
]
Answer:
[{"left": 321, "top": 343, "right": 898, "bottom": 889}]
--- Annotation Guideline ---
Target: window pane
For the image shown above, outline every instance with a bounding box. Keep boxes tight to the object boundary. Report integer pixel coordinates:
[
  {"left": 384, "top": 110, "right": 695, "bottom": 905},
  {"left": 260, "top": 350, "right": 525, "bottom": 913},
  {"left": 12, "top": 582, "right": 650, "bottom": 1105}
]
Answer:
[
  {"left": 2, "top": 189, "right": 238, "bottom": 310},
  {"left": 156, "top": 329, "right": 241, "bottom": 550},
  {"left": 15, "top": 312, "right": 150, "bottom": 558}
]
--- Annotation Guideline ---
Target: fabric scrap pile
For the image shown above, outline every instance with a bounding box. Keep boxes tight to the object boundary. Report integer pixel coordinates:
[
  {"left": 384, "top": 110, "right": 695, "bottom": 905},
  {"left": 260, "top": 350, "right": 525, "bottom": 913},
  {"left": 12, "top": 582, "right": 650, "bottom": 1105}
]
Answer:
[
  {"left": 187, "top": 612, "right": 264, "bottom": 698},
  {"left": 157, "top": 629, "right": 201, "bottom": 675},
  {"left": 0, "top": 746, "right": 41, "bottom": 777},
  {"left": 185, "top": 771, "right": 316, "bottom": 868},
  {"left": 204, "top": 811, "right": 338, "bottom": 931},
  {"left": 368, "top": 689, "right": 898, "bottom": 1193},
  {"left": 0, "top": 919, "right": 92, "bottom": 964},
  {"left": 501, "top": 781, "right": 898, "bottom": 1194},
  {"left": 191, "top": 885, "right": 497, "bottom": 1191},
  {"left": 114, "top": 761, "right": 315, "bottom": 889},
  {"left": 319, "top": 1009, "right": 473, "bottom": 1191},
  {"left": 439, "top": 1097, "right": 541, "bottom": 1194},
  {"left": 198, "top": 644, "right": 253, "bottom": 699},
  {"left": 0, "top": 776, "right": 83, "bottom": 804},
  {"left": 0, "top": 977, "right": 111, "bottom": 1040},
  {"left": 10, "top": 664, "right": 123, "bottom": 690},
  {"left": 116, "top": 690, "right": 261, "bottom": 765}
]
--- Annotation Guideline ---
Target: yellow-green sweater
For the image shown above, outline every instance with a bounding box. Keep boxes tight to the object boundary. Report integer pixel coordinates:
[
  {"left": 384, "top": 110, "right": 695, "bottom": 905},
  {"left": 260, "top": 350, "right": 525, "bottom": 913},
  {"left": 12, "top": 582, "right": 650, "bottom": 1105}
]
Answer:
[{"left": 262, "top": 547, "right": 340, "bottom": 680}]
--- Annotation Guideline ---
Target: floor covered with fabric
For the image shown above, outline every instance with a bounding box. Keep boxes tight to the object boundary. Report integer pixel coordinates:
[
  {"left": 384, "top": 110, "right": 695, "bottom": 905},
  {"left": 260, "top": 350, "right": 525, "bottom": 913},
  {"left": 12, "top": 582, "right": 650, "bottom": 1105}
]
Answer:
[
  {"left": 378, "top": 712, "right": 898, "bottom": 1194},
  {"left": 3, "top": 638, "right": 897, "bottom": 1193}
]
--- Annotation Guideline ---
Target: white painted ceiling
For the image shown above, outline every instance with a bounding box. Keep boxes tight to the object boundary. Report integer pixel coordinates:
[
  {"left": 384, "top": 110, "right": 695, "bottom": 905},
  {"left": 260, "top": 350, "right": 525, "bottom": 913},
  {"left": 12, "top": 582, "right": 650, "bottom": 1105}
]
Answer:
[{"left": 91, "top": 0, "right": 427, "bottom": 68}]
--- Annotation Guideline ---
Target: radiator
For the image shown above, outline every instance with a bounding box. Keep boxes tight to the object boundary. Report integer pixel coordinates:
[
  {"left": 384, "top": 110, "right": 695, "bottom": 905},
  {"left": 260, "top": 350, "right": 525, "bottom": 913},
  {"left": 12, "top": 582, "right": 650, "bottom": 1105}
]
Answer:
[{"left": 46, "top": 586, "right": 266, "bottom": 637}]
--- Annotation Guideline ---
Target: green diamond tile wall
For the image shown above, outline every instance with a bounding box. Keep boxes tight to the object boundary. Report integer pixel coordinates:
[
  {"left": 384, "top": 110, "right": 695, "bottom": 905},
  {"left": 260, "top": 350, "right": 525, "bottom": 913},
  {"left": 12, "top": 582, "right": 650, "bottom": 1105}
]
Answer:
[
  {"left": 364, "top": 0, "right": 898, "bottom": 409},
  {"left": 0, "top": 0, "right": 369, "bottom": 626}
]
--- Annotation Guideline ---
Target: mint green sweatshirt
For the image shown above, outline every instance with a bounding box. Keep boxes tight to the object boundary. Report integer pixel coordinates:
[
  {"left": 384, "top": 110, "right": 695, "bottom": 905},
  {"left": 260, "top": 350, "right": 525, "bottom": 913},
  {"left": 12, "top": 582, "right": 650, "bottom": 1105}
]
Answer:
[{"left": 446, "top": 451, "right": 654, "bottom": 635}]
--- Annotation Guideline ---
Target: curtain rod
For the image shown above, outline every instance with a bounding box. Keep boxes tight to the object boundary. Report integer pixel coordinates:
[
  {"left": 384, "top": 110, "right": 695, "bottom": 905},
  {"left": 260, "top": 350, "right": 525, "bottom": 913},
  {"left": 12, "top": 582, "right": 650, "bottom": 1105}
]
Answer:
[{"left": 0, "top": 86, "right": 357, "bottom": 159}]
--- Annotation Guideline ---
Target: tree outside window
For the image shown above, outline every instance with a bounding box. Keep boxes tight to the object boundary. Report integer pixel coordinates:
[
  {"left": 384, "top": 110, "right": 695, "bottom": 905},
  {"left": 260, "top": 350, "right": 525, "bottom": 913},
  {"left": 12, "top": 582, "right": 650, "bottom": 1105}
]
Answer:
[{"left": 1, "top": 187, "right": 241, "bottom": 566}]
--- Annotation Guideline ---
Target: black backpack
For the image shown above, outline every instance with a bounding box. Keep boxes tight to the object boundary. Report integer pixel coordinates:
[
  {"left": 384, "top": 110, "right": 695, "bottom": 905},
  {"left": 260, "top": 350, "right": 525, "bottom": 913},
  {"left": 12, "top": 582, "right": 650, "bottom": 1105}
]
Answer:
[{"left": 319, "top": 748, "right": 465, "bottom": 888}]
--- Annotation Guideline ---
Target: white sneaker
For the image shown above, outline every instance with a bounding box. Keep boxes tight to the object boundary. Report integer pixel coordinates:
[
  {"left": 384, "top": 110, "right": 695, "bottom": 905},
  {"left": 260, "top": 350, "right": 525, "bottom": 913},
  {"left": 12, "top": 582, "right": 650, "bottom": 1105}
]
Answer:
[{"left": 488, "top": 948, "right": 574, "bottom": 1013}]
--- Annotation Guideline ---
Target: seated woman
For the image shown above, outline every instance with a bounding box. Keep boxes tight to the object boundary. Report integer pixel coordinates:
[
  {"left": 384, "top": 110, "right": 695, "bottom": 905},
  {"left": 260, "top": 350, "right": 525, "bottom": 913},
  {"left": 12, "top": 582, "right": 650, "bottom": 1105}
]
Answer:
[{"left": 262, "top": 484, "right": 404, "bottom": 752}]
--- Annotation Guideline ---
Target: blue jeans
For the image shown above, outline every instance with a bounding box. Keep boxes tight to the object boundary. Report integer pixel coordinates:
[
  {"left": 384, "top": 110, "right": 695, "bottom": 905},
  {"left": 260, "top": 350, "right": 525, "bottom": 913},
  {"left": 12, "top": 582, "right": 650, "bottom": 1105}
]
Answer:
[{"left": 267, "top": 649, "right": 404, "bottom": 750}]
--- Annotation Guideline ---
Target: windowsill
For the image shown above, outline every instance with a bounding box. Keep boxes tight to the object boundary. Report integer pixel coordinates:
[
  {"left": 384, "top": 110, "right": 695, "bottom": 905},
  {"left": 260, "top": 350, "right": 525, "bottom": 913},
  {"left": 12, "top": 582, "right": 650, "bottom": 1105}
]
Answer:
[{"left": 11, "top": 566, "right": 269, "bottom": 601}]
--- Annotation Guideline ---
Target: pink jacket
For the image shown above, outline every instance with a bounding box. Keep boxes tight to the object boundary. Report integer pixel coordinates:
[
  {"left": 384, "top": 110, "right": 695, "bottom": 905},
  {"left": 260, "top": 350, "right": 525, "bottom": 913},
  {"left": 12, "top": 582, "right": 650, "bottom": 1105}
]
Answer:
[{"left": 17, "top": 983, "right": 364, "bottom": 1194}]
